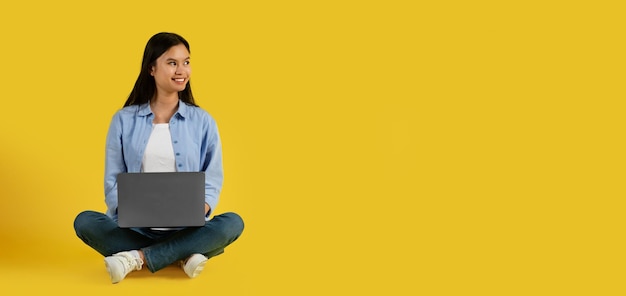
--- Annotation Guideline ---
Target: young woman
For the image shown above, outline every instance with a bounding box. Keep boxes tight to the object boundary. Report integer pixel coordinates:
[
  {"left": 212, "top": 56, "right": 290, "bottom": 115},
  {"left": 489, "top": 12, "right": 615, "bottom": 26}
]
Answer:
[{"left": 73, "top": 32, "right": 244, "bottom": 284}]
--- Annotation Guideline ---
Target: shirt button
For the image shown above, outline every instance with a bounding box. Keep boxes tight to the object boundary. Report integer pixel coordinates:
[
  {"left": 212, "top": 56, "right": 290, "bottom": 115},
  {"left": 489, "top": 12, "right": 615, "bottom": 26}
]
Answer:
[
  {"left": 178, "top": 164, "right": 182, "bottom": 167},
  {"left": 176, "top": 153, "right": 180, "bottom": 156},
  {"left": 173, "top": 140, "right": 178, "bottom": 144}
]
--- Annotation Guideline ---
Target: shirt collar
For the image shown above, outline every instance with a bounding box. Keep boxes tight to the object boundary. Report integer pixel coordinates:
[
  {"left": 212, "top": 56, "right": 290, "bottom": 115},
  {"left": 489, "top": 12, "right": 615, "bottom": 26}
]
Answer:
[
  {"left": 137, "top": 99, "right": 188, "bottom": 119},
  {"left": 176, "top": 100, "right": 189, "bottom": 118},
  {"left": 137, "top": 102, "right": 151, "bottom": 116}
]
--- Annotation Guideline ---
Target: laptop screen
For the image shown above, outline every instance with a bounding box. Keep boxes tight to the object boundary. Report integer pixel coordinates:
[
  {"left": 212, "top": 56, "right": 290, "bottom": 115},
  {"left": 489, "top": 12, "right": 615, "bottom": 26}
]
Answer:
[{"left": 116, "top": 172, "right": 206, "bottom": 228}]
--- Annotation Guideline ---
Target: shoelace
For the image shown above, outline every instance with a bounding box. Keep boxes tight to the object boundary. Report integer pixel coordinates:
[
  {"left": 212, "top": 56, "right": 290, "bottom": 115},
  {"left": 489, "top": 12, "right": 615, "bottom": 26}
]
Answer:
[
  {"left": 134, "top": 257, "right": 144, "bottom": 271},
  {"left": 118, "top": 252, "right": 144, "bottom": 271}
]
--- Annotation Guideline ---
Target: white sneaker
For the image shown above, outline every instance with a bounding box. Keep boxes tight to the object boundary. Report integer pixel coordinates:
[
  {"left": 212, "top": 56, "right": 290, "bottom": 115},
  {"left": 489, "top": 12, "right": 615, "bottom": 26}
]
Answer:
[
  {"left": 104, "top": 251, "right": 143, "bottom": 284},
  {"left": 181, "top": 254, "right": 208, "bottom": 278}
]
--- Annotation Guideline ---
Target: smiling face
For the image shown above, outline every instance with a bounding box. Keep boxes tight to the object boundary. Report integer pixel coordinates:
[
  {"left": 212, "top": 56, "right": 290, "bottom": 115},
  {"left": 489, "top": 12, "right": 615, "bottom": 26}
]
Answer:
[{"left": 150, "top": 43, "right": 191, "bottom": 97}]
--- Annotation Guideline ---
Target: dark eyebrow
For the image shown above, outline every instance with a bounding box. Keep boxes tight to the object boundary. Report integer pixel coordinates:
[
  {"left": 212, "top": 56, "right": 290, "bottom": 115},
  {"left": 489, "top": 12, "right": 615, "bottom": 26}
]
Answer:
[{"left": 166, "top": 56, "right": 190, "bottom": 61}]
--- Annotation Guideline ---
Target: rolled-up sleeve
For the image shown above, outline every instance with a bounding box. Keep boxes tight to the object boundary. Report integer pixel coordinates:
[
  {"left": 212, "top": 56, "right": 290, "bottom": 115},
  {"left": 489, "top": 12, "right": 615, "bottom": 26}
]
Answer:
[
  {"left": 104, "top": 112, "right": 126, "bottom": 220},
  {"left": 201, "top": 116, "right": 224, "bottom": 218}
]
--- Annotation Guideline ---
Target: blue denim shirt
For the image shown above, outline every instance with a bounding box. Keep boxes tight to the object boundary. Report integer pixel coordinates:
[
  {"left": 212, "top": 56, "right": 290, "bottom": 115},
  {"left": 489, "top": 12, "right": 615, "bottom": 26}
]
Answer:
[{"left": 104, "top": 101, "right": 223, "bottom": 221}]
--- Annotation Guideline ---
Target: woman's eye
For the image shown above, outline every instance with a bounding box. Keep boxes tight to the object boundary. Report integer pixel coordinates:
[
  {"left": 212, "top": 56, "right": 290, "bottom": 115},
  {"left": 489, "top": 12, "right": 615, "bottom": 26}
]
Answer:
[
  {"left": 169, "top": 61, "right": 176, "bottom": 66},
  {"left": 184, "top": 61, "right": 190, "bottom": 65}
]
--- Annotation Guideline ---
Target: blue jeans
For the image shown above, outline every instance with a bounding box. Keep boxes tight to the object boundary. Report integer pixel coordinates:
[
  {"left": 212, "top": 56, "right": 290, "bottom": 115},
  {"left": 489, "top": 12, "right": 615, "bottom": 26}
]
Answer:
[{"left": 74, "top": 211, "right": 244, "bottom": 272}]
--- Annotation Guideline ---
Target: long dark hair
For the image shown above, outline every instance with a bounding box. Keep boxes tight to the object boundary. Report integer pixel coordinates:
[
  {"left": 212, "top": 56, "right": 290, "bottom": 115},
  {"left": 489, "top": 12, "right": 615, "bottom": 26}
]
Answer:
[{"left": 123, "top": 32, "right": 197, "bottom": 107}]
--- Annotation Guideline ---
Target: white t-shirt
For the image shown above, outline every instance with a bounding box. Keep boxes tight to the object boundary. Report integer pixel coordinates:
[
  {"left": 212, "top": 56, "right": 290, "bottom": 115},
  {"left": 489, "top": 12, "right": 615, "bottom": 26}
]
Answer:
[{"left": 141, "top": 124, "right": 176, "bottom": 173}]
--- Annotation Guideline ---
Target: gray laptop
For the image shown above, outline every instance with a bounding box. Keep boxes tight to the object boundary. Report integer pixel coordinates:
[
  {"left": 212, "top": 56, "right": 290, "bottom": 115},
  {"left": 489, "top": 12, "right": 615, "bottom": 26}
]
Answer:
[{"left": 116, "top": 172, "right": 206, "bottom": 228}]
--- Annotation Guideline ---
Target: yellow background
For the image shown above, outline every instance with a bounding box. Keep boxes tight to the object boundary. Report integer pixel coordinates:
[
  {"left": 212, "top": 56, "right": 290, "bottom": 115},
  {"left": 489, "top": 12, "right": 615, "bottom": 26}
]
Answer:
[{"left": 0, "top": 0, "right": 624, "bottom": 295}]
